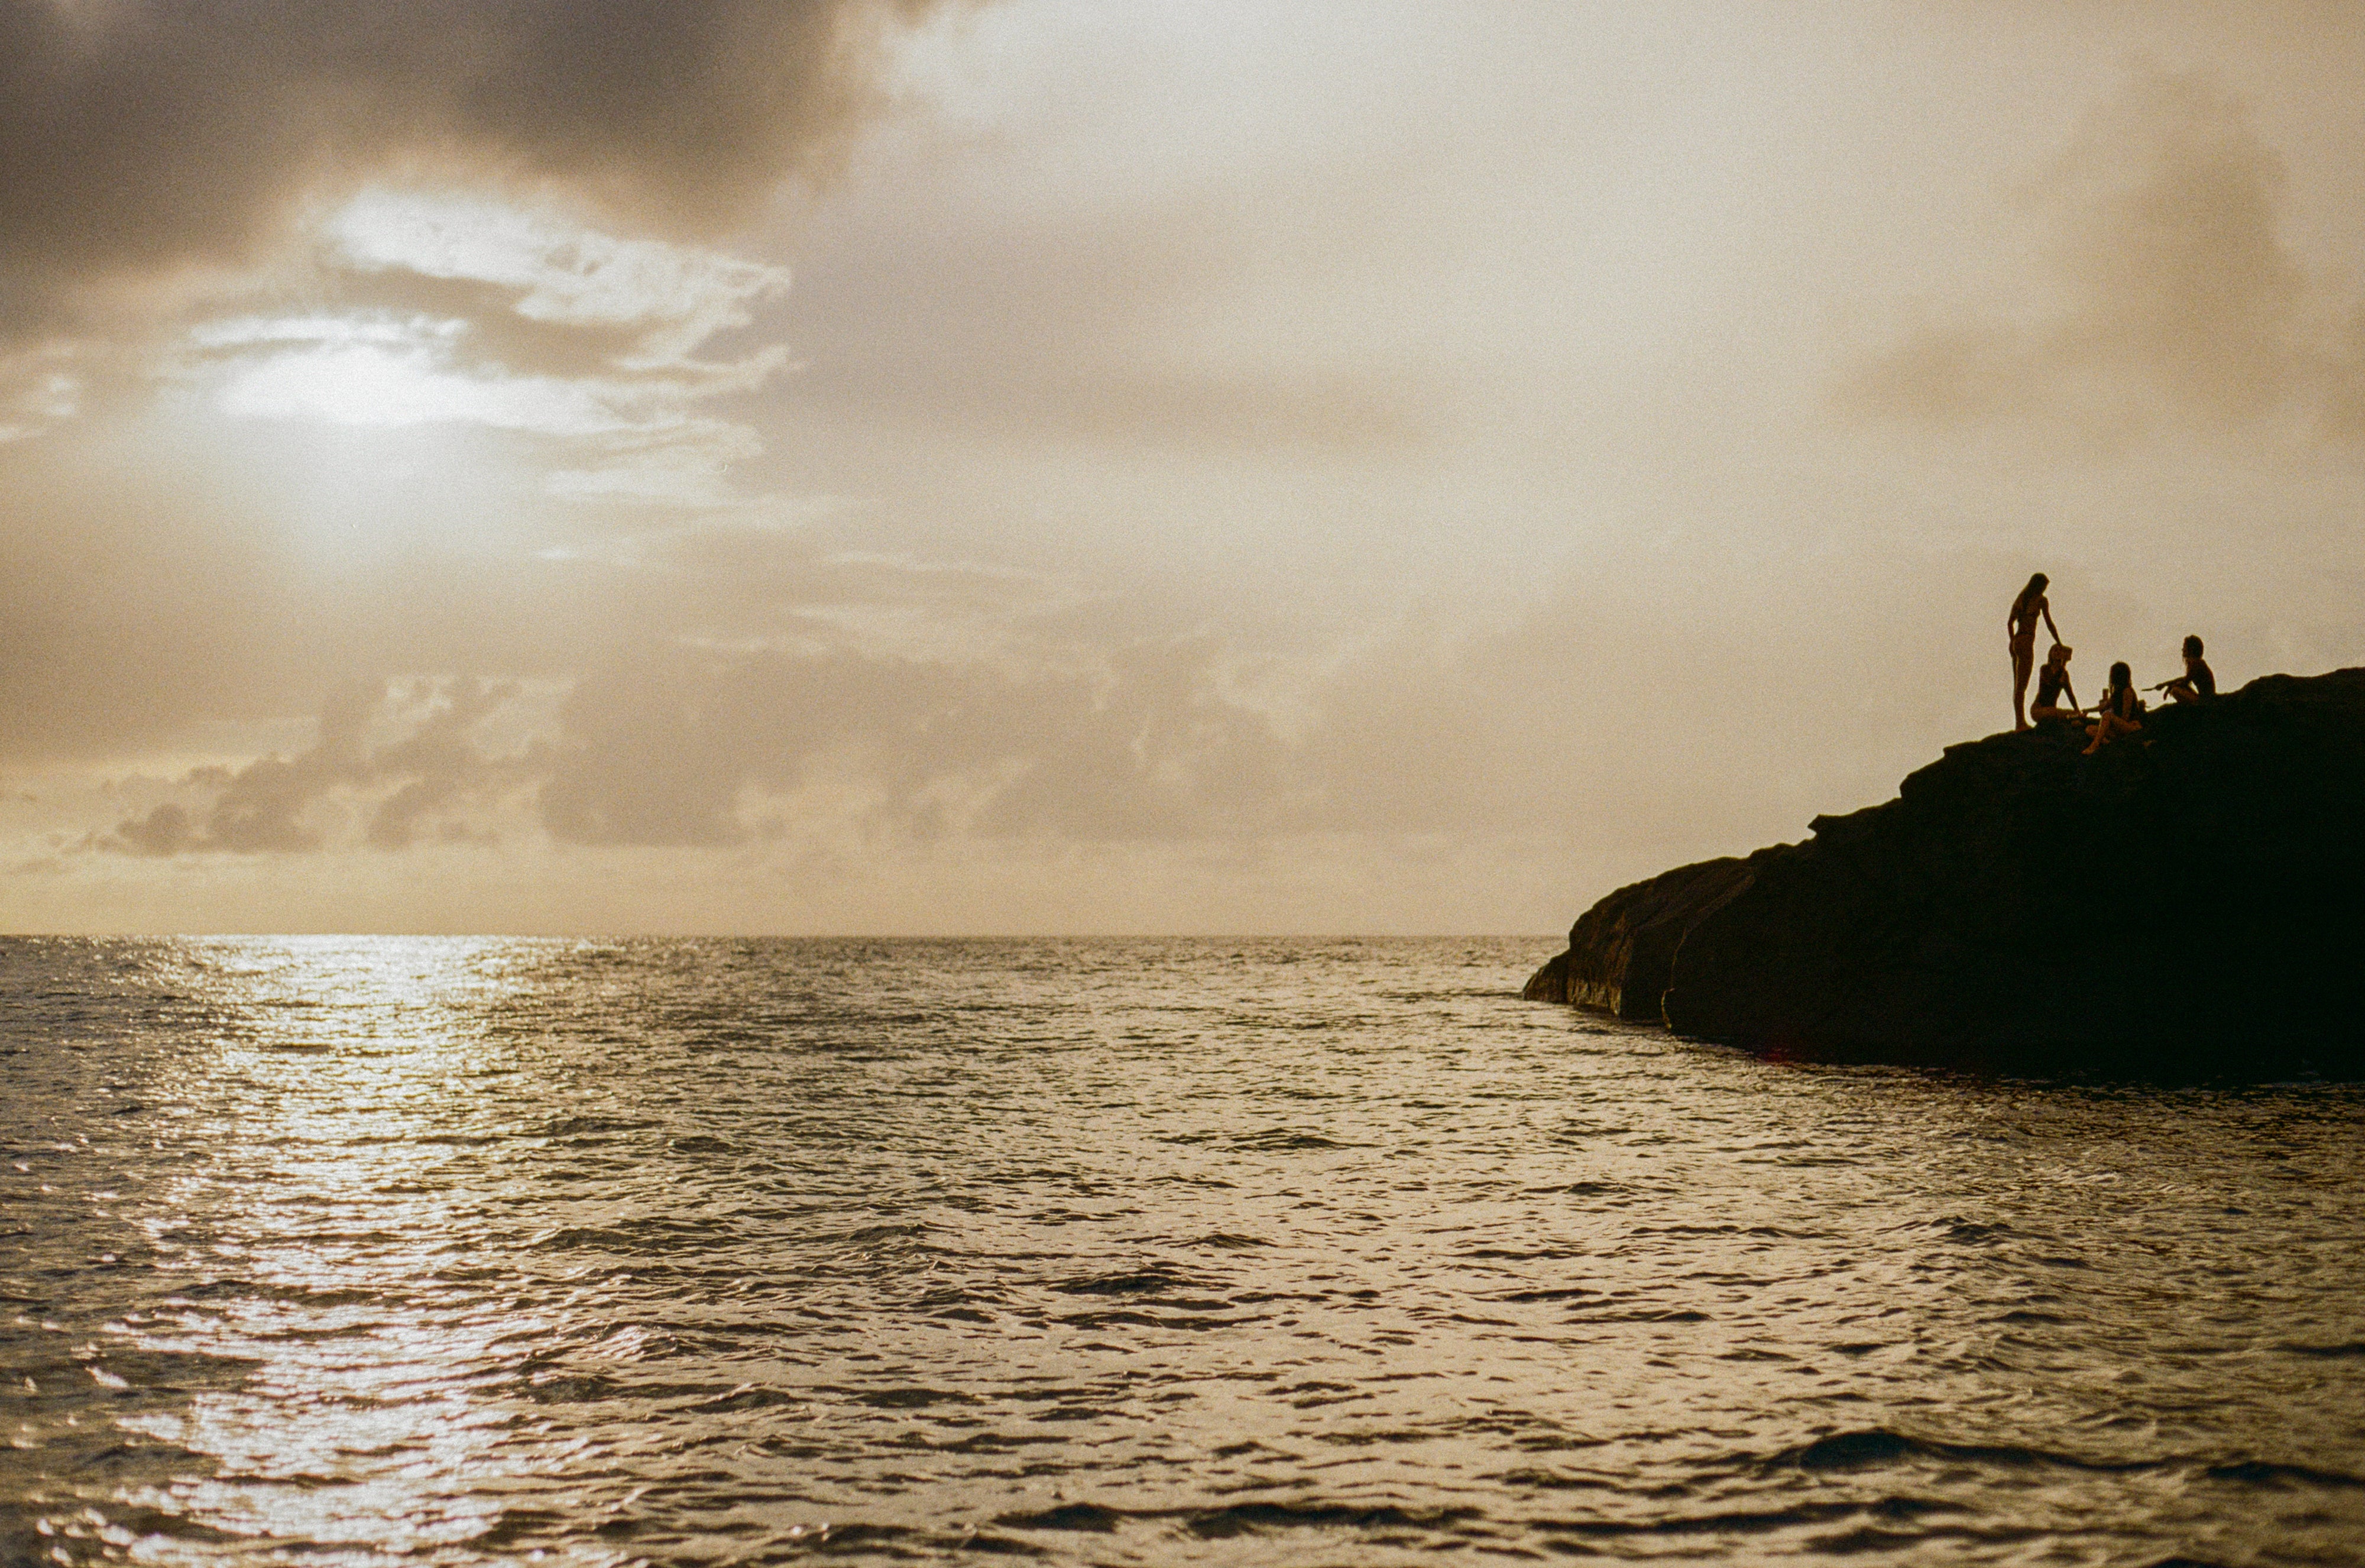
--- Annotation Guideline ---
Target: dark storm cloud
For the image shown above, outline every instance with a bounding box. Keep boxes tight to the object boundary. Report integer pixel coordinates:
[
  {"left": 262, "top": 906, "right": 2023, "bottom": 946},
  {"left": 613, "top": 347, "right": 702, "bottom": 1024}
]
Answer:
[
  {"left": 0, "top": 0, "right": 944, "bottom": 334},
  {"left": 1839, "top": 69, "right": 2365, "bottom": 444}
]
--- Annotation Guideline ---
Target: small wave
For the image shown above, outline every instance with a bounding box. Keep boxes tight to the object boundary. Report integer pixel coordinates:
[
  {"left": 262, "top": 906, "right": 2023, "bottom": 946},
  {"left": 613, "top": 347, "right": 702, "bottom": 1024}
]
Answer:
[
  {"left": 533, "top": 1115, "right": 654, "bottom": 1138},
  {"left": 1789, "top": 1429, "right": 1916, "bottom": 1469},
  {"left": 1459, "top": 1246, "right": 1583, "bottom": 1260},
  {"left": 993, "top": 1503, "right": 1121, "bottom": 1533},
  {"left": 1227, "top": 1129, "right": 1348, "bottom": 1151},
  {"left": 768, "top": 1522, "right": 919, "bottom": 1554},
  {"left": 834, "top": 1222, "right": 929, "bottom": 1246},
  {"left": 1936, "top": 1218, "right": 2016, "bottom": 1244},
  {"left": 2200, "top": 1459, "right": 2365, "bottom": 1491},
  {"left": 850, "top": 1386, "right": 979, "bottom": 1409},
  {"left": 1182, "top": 1501, "right": 1482, "bottom": 1539},
  {"left": 155, "top": 1279, "right": 379, "bottom": 1308},
  {"left": 527, "top": 1226, "right": 643, "bottom": 1251},
  {"left": 1049, "top": 1269, "right": 1203, "bottom": 1297},
  {"left": 1055, "top": 1308, "right": 1246, "bottom": 1333},
  {"left": 679, "top": 1384, "right": 805, "bottom": 1413},
  {"left": 1535, "top": 1499, "right": 1925, "bottom": 1539},
  {"left": 953, "top": 1531, "right": 1047, "bottom": 1555},
  {"left": 1770, "top": 1428, "right": 2159, "bottom": 1476}
]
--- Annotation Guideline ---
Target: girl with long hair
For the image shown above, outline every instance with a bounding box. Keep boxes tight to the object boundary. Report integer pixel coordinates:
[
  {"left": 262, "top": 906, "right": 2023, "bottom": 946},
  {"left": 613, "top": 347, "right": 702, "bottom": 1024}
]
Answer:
[
  {"left": 2008, "top": 572, "right": 2062, "bottom": 732},
  {"left": 2084, "top": 660, "right": 2144, "bottom": 754}
]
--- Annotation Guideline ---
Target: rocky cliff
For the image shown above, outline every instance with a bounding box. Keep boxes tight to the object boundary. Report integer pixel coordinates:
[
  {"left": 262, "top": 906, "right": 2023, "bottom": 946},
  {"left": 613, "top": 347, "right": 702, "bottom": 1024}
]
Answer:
[{"left": 1525, "top": 668, "right": 2365, "bottom": 1075}]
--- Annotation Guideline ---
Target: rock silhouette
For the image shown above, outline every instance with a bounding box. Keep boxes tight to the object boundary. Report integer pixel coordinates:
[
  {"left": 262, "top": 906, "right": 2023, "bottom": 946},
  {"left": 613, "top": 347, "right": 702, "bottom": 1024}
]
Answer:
[{"left": 1525, "top": 668, "right": 2365, "bottom": 1075}]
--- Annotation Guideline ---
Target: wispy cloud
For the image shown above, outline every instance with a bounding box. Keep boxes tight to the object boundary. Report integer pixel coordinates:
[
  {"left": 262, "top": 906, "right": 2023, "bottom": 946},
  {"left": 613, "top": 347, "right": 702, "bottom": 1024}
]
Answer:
[
  {"left": 185, "top": 191, "right": 795, "bottom": 504},
  {"left": 1838, "top": 68, "right": 2365, "bottom": 448},
  {"left": 0, "top": 341, "right": 78, "bottom": 443}
]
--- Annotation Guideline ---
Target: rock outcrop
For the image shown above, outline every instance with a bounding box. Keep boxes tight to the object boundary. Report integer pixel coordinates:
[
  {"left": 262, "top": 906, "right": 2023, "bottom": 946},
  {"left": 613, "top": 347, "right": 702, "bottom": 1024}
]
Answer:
[{"left": 1525, "top": 668, "right": 2365, "bottom": 1076}]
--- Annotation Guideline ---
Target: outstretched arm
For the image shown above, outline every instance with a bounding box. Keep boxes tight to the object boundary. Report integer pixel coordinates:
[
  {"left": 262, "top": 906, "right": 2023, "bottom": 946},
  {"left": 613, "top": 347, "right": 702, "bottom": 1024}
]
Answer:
[{"left": 2041, "top": 601, "right": 2061, "bottom": 642}]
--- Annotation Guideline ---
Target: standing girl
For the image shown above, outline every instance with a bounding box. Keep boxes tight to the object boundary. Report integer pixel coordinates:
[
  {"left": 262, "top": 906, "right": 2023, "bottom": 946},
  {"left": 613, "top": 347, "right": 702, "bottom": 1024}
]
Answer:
[{"left": 2008, "top": 573, "right": 2062, "bottom": 731}]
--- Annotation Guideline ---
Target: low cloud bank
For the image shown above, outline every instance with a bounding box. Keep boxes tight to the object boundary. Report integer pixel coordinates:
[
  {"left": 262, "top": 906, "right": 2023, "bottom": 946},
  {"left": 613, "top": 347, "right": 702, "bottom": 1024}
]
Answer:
[
  {"left": 92, "top": 539, "right": 1994, "bottom": 878},
  {"left": 105, "top": 679, "right": 528, "bottom": 856}
]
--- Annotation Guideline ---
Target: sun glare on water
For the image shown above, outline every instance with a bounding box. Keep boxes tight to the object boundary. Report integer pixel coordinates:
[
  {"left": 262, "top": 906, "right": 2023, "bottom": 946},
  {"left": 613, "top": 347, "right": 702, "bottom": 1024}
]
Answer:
[{"left": 104, "top": 938, "right": 576, "bottom": 1552}]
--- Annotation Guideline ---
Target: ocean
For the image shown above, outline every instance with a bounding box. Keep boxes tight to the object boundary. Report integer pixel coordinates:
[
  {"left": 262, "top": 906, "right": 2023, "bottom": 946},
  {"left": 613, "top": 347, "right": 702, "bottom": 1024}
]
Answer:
[{"left": 2, "top": 935, "right": 2360, "bottom": 1565}]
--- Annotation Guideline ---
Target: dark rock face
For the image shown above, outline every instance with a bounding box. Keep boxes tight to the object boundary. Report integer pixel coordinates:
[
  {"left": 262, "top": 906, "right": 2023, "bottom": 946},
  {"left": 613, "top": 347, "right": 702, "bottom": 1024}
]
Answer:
[
  {"left": 1525, "top": 668, "right": 2365, "bottom": 1075},
  {"left": 1521, "top": 853, "right": 1765, "bottom": 1018}
]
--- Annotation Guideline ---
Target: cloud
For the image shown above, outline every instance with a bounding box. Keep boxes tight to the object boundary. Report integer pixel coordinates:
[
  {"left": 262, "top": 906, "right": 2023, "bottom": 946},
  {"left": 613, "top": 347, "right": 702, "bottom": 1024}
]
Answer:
[
  {"left": 88, "top": 633, "right": 1298, "bottom": 858},
  {"left": 538, "top": 636, "right": 1295, "bottom": 848},
  {"left": 1838, "top": 68, "right": 2365, "bottom": 445},
  {"left": 0, "top": 338, "right": 80, "bottom": 441},
  {"left": 180, "top": 184, "right": 800, "bottom": 504},
  {"left": 772, "top": 124, "right": 1443, "bottom": 456},
  {"left": 102, "top": 678, "right": 528, "bottom": 854},
  {"left": 0, "top": 3, "right": 957, "bottom": 489},
  {"left": 73, "top": 524, "right": 2012, "bottom": 879},
  {"left": 0, "top": 0, "right": 947, "bottom": 337}
]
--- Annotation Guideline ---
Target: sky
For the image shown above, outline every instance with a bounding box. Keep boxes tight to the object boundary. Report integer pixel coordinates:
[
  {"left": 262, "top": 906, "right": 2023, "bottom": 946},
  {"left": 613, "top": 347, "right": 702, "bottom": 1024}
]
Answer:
[{"left": 1, "top": 0, "right": 2360, "bottom": 935}]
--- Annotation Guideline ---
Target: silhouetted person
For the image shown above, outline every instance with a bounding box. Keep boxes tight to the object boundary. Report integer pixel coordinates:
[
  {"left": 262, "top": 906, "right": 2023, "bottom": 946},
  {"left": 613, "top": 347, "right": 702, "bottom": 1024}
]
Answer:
[
  {"left": 2009, "top": 573, "right": 2062, "bottom": 731},
  {"left": 2159, "top": 634, "right": 2215, "bottom": 704},
  {"left": 2085, "top": 660, "right": 2144, "bottom": 754},
  {"left": 2031, "top": 643, "right": 2081, "bottom": 721}
]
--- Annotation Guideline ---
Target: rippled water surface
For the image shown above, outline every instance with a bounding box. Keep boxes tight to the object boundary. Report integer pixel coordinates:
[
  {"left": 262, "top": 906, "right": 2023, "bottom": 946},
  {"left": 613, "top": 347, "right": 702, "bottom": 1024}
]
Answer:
[{"left": 4, "top": 937, "right": 2362, "bottom": 1566}]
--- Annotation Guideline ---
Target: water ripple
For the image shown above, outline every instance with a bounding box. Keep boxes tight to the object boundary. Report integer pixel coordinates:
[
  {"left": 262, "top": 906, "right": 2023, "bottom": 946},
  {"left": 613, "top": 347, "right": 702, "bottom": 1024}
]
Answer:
[{"left": 1, "top": 935, "right": 2360, "bottom": 1564}]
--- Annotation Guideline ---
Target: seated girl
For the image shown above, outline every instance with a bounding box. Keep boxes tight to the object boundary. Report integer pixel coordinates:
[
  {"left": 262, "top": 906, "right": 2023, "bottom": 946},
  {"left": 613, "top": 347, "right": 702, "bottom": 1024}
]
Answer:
[
  {"left": 2084, "top": 660, "right": 2144, "bottom": 754},
  {"left": 2161, "top": 634, "right": 2215, "bottom": 703},
  {"left": 2031, "top": 644, "right": 2081, "bottom": 721}
]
